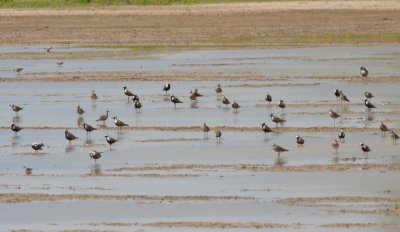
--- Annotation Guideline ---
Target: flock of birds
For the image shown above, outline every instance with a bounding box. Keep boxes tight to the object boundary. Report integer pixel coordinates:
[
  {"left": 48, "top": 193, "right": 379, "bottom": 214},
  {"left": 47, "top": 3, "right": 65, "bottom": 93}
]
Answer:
[{"left": 7, "top": 66, "right": 400, "bottom": 169}]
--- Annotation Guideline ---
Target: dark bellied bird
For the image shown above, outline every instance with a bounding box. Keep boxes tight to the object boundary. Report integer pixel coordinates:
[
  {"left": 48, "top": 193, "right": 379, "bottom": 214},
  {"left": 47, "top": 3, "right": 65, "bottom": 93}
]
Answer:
[{"left": 170, "top": 95, "right": 183, "bottom": 108}]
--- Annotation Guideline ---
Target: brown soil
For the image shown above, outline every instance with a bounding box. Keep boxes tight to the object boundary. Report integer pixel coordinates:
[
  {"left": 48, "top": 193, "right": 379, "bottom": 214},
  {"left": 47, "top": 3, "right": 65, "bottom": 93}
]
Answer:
[
  {"left": 143, "top": 221, "right": 299, "bottom": 229},
  {"left": 108, "top": 163, "right": 400, "bottom": 173},
  {"left": 1, "top": 72, "right": 399, "bottom": 83},
  {"left": 277, "top": 196, "right": 400, "bottom": 205},
  {"left": 0, "top": 1, "right": 399, "bottom": 46},
  {"left": 321, "top": 223, "right": 400, "bottom": 228},
  {"left": 0, "top": 126, "right": 384, "bottom": 133},
  {"left": 0, "top": 193, "right": 253, "bottom": 203}
]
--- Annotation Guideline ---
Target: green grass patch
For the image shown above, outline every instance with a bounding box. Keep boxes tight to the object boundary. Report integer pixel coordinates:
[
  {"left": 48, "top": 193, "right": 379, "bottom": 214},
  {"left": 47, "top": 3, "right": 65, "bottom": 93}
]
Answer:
[
  {"left": 0, "top": 0, "right": 295, "bottom": 8},
  {"left": 287, "top": 33, "right": 400, "bottom": 44}
]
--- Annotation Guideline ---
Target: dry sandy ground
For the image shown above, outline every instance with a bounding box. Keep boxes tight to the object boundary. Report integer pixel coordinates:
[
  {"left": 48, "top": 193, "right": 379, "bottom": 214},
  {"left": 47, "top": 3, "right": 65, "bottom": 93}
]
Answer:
[{"left": 0, "top": 1, "right": 399, "bottom": 45}]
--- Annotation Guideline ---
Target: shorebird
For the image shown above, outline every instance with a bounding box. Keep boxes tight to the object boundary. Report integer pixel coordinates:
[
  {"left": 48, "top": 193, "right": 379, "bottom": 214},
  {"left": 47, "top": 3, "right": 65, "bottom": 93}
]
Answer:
[
  {"left": 46, "top": 46, "right": 53, "bottom": 53},
  {"left": 364, "top": 99, "right": 376, "bottom": 111},
  {"left": 193, "top": 89, "right": 203, "bottom": 98},
  {"left": 203, "top": 122, "right": 210, "bottom": 138},
  {"left": 90, "top": 150, "right": 102, "bottom": 163},
  {"left": 170, "top": 95, "right": 183, "bottom": 108},
  {"left": 232, "top": 100, "right": 240, "bottom": 112},
  {"left": 364, "top": 91, "right": 374, "bottom": 99},
  {"left": 56, "top": 61, "right": 63, "bottom": 66},
  {"left": 11, "top": 123, "right": 22, "bottom": 134},
  {"left": 31, "top": 143, "right": 44, "bottom": 152},
  {"left": 296, "top": 135, "right": 305, "bottom": 146},
  {"left": 76, "top": 105, "right": 85, "bottom": 117},
  {"left": 132, "top": 94, "right": 140, "bottom": 102},
  {"left": 360, "top": 66, "right": 368, "bottom": 77},
  {"left": 221, "top": 96, "right": 230, "bottom": 108},
  {"left": 91, "top": 90, "right": 98, "bottom": 101},
  {"left": 15, "top": 67, "right": 23, "bottom": 74},
  {"left": 261, "top": 122, "right": 272, "bottom": 139},
  {"left": 329, "top": 110, "right": 340, "bottom": 126},
  {"left": 81, "top": 122, "right": 97, "bottom": 137},
  {"left": 334, "top": 89, "right": 341, "bottom": 101},
  {"left": 278, "top": 100, "right": 286, "bottom": 112},
  {"left": 23, "top": 166, "right": 32, "bottom": 175},
  {"left": 269, "top": 113, "right": 286, "bottom": 126},
  {"left": 163, "top": 83, "right": 171, "bottom": 95},
  {"left": 105, "top": 135, "right": 117, "bottom": 149},
  {"left": 331, "top": 139, "right": 339, "bottom": 153},
  {"left": 338, "top": 129, "right": 345, "bottom": 142},
  {"left": 339, "top": 91, "right": 350, "bottom": 104},
  {"left": 265, "top": 94, "right": 272, "bottom": 104},
  {"left": 10, "top": 104, "right": 23, "bottom": 115},
  {"left": 380, "top": 122, "right": 389, "bottom": 136},
  {"left": 96, "top": 110, "right": 109, "bottom": 123},
  {"left": 113, "top": 116, "right": 128, "bottom": 131},
  {"left": 215, "top": 84, "right": 223, "bottom": 97},
  {"left": 390, "top": 130, "right": 399, "bottom": 144},
  {"left": 65, "top": 129, "right": 78, "bottom": 143},
  {"left": 272, "top": 143, "right": 289, "bottom": 157},
  {"left": 123, "top": 86, "right": 134, "bottom": 101},
  {"left": 189, "top": 90, "right": 197, "bottom": 103},
  {"left": 215, "top": 130, "right": 222, "bottom": 141},
  {"left": 360, "top": 143, "right": 371, "bottom": 155},
  {"left": 134, "top": 100, "right": 142, "bottom": 112}
]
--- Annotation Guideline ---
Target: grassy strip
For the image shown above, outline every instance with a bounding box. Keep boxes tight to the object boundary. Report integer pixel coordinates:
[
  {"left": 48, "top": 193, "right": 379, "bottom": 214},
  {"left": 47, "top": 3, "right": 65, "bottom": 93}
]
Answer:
[
  {"left": 87, "top": 33, "right": 400, "bottom": 52},
  {"left": 0, "top": 0, "right": 291, "bottom": 8}
]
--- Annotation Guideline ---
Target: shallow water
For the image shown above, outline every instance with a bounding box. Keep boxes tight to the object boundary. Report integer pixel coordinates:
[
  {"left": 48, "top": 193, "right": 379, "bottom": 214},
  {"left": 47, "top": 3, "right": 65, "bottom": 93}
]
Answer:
[
  {"left": 0, "top": 45, "right": 399, "bottom": 78},
  {"left": 0, "top": 81, "right": 399, "bottom": 129},
  {"left": 0, "top": 45, "right": 399, "bottom": 231}
]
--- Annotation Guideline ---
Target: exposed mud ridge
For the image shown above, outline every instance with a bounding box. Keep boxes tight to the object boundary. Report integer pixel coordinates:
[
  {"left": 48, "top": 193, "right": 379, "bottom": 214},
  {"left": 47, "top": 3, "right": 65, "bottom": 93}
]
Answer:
[
  {"left": 0, "top": 193, "right": 254, "bottom": 203},
  {"left": 143, "top": 221, "right": 302, "bottom": 229},
  {"left": 0, "top": 126, "right": 383, "bottom": 133},
  {"left": 277, "top": 196, "right": 400, "bottom": 206},
  {"left": 83, "top": 173, "right": 203, "bottom": 178},
  {"left": 135, "top": 138, "right": 203, "bottom": 143},
  {"left": 332, "top": 207, "right": 400, "bottom": 217},
  {"left": 321, "top": 223, "right": 400, "bottom": 228},
  {"left": 1, "top": 72, "right": 400, "bottom": 83},
  {"left": 108, "top": 163, "right": 400, "bottom": 173}
]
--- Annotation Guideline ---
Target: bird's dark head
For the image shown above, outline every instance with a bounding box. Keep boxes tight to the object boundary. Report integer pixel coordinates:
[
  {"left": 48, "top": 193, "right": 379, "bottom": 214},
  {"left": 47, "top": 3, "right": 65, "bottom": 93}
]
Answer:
[
  {"left": 261, "top": 122, "right": 265, "bottom": 126},
  {"left": 269, "top": 113, "right": 273, "bottom": 117},
  {"left": 360, "top": 143, "right": 364, "bottom": 147},
  {"left": 123, "top": 86, "right": 127, "bottom": 89}
]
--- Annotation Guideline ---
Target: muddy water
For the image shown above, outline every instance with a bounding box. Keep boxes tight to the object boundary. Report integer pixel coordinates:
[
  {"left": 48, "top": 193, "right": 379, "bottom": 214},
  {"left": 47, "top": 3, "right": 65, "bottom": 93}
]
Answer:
[
  {"left": 0, "top": 81, "right": 399, "bottom": 128},
  {"left": 0, "top": 45, "right": 399, "bottom": 78},
  {"left": 0, "top": 45, "right": 399, "bottom": 231}
]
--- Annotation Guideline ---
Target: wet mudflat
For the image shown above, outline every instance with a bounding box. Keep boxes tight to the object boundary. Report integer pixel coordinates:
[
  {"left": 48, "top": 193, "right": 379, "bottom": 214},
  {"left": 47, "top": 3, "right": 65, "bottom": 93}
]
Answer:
[{"left": 0, "top": 45, "right": 399, "bottom": 231}]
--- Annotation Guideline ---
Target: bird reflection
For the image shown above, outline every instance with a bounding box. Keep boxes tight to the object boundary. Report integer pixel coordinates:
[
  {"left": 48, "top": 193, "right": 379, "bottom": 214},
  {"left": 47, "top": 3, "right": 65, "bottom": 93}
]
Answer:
[
  {"left": 11, "top": 135, "right": 21, "bottom": 148},
  {"left": 90, "top": 164, "right": 102, "bottom": 176},
  {"left": 91, "top": 102, "right": 97, "bottom": 109},
  {"left": 97, "top": 124, "right": 108, "bottom": 130},
  {"left": 339, "top": 104, "right": 349, "bottom": 113},
  {"left": 65, "top": 144, "right": 75, "bottom": 153},
  {"left": 84, "top": 138, "right": 94, "bottom": 146},
  {"left": 77, "top": 117, "right": 84, "bottom": 128},
  {"left": 274, "top": 157, "right": 287, "bottom": 166},
  {"left": 332, "top": 154, "right": 339, "bottom": 164},
  {"left": 12, "top": 116, "right": 21, "bottom": 124},
  {"left": 190, "top": 102, "right": 198, "bottom": 109}
]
